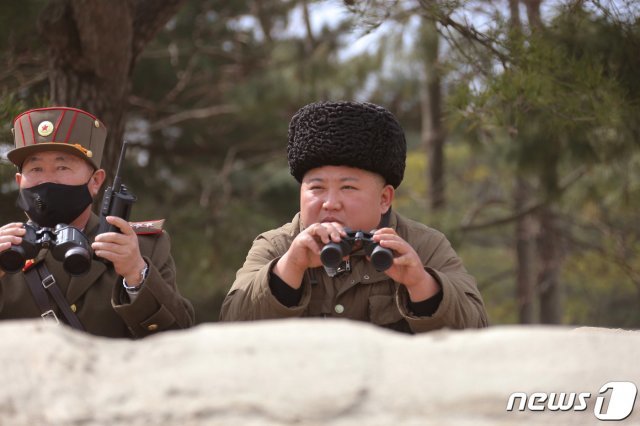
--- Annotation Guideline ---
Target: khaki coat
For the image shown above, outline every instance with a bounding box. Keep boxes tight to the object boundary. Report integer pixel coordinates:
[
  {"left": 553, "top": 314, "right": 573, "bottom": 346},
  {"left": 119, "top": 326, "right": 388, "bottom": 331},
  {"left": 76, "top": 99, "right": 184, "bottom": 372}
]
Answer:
[{"left": 220, "top": 211, "right": 488, "bottom": 333}]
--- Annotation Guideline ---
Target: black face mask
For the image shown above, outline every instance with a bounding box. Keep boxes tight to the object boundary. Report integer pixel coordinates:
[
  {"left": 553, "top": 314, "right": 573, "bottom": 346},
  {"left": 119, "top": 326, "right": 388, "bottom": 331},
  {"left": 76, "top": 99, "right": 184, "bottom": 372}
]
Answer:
[{"left": 16, "top": 181, "right": 93, "bottom": 228}]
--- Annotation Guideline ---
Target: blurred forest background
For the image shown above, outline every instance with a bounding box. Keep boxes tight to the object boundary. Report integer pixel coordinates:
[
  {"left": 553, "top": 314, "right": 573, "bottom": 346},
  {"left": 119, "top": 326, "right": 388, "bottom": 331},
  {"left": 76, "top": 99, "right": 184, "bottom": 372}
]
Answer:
[{"left": 0, "top": 0, "right": 638, "bottom": 326}]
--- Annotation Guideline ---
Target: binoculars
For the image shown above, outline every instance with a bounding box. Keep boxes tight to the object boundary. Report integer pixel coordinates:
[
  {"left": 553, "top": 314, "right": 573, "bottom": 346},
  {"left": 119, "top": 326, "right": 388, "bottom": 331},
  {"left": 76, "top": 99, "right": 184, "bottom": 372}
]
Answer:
[
  {"left": 320, "top": 229, "right": 394, "bottom": 272},
  {"left": 0, "top": 223, "right": 92, "bottom": 276}
]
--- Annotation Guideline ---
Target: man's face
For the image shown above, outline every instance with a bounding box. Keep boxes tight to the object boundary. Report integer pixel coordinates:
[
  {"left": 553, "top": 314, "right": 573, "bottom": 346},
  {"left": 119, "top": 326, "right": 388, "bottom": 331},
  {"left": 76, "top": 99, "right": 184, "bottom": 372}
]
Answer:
[
  {"left": 15, "top": 151, "right": 103, "bottom": 198},
  {"left": 300, "top": 165, "right": 394, "bottom": 231}
]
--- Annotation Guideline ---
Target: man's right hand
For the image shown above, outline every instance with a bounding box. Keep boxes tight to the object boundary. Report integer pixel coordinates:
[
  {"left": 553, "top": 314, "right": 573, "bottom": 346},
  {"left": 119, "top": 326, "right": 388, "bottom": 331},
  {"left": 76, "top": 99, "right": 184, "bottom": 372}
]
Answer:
[
  {"left": 0, "top": 222, "right": 26, "bottom": 278},
  {"left": 272, "top": 222, "right": 346, "bottom": 289}
]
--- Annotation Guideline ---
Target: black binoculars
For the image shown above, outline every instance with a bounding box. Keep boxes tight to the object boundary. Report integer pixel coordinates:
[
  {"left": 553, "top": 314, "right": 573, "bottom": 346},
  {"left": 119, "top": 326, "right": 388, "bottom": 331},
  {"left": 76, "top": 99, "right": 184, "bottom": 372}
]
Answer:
[
  {"left": 320, "top": 229, "right": 394, "bottom": 272},
  {"left": 0, "top": 223, "right": 92, "bottom": 276}
]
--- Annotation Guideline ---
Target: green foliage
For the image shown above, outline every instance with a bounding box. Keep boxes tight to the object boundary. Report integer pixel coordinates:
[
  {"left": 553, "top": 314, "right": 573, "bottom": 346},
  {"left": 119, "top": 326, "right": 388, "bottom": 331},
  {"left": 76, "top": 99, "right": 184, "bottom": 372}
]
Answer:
[{"left": 445, "top": 4, "right": 640, "bottom": 326}]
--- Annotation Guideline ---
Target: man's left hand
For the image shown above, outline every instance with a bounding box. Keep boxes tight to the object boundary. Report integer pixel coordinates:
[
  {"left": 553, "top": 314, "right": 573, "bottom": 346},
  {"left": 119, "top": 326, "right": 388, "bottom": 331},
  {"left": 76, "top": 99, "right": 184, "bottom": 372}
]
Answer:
[
  {"left": 92, "top": 216, "right": 146, "bottom": 286},
  {"left": 372, "top": 228, "right": 440, "bottom": 302}
]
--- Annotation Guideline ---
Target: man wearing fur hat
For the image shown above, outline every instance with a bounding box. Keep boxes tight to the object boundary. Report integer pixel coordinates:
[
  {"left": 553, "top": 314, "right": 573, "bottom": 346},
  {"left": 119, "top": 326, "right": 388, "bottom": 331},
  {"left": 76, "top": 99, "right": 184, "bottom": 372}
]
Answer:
[
  {"left": 220, "top": 101, "right": 487, "bottom": 333},
  {"left": 0, "top": 107, "right": 195, "bottom": 337}
]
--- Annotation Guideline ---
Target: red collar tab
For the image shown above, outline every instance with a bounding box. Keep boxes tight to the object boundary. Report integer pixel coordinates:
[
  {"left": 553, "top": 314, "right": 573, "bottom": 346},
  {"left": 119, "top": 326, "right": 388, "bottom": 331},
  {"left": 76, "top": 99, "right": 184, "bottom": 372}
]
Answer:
[{"left": 130, "top": 219, "right": 165, "bottom": 235}]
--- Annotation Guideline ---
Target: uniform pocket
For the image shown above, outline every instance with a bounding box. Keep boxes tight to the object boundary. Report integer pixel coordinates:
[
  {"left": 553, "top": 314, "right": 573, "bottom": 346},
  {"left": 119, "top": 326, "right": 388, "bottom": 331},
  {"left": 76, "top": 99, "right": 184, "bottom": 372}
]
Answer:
[{"left": 368, "top": 294, "right": 403, "bottom": 325}]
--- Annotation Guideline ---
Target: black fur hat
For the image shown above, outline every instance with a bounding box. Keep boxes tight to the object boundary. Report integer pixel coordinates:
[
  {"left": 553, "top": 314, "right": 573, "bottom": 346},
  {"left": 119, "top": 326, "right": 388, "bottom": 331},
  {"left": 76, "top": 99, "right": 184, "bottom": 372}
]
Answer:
[{"left": 287, "top": 101, "right": 406, "bottom": 188}]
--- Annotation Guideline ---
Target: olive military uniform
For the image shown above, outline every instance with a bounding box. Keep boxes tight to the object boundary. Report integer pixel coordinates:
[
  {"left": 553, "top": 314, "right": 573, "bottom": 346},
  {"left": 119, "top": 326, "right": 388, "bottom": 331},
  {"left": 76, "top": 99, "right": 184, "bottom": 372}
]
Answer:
[
  {"left": 0, "top": 214, "right": 194, "bottom": 338},
  {"left": 1, "top": 106, "right": 195, "bottom": 337}
]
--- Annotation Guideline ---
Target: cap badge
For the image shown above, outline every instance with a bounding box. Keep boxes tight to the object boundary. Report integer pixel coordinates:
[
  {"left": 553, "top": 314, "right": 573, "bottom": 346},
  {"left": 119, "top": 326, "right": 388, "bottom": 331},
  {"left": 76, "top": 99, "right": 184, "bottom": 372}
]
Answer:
[{"left": 37, "top": 121, "right": 54, "bottom": 137}]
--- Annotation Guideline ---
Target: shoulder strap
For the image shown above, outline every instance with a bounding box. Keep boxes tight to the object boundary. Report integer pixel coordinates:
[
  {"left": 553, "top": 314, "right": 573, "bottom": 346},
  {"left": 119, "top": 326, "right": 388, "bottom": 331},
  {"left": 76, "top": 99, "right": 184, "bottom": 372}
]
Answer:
[
  {"left": 23, "top": 266, "right": 58, "bottom": 324},
  {"left": 25, "top": 262, "right": 85, "bottom": 331},
  {"left": 130, "top": 219, "right": 165, "bottom": 235}
]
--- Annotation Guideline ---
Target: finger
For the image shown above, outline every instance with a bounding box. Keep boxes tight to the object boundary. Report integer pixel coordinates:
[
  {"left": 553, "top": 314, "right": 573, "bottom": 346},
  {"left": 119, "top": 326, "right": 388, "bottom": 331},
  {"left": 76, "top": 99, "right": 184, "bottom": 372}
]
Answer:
[
  {"left": 0, "top": 225, "right": 26, "bottom": 237},
  {"left": 0, "top": 222, "right": 23, "bottom": 230},
  {"left": 311, "top": 224, "right": 333, "bottom": 244},
  {"left": 93, "top": 232, "right": 121, "bottom": 244},
  {"left": 393, "top": 253, "right": 417, "bottom": 266},
  {"left": 373, "top": 227, "right": 396, "bottom": 236},
  {"left": 0, "top": 236, "right": 23, "bottom": 246},
  {"left": 94, "top": 230, "right": 134, "bottom": 245},
  {"left": 91, "top": 241, "right": 130, "bottom": 255},
  {"left": 94, "top": 248, "right": 134, "bottom": 263},
  {"left": 376, "top": 237, "right": 412, "bottom": 255},
  {"left": 327, "top": 224, "right": 345, "bottom": 243},
  {"left": 327, "top": 222, "right": 347, "bottom": 235},
  {"left": 106, "top": 216, "right": 135, "bottom": 235},
  {"left": 94, "top": 249, "right": 117, "bottom": 263},
  {"left": 1, "top": 222, "right": 25, "bottom": 230}
]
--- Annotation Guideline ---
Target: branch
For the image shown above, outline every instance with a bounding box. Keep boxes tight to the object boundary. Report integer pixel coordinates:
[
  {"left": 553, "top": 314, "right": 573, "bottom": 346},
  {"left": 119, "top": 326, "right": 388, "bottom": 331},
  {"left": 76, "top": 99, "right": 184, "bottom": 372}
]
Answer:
[
  {"left": 460, "top": 198, "right": 544, "bottom": 232},
  {"left": 132, "top": 0, "right": 187, "bottom": 59},
  {"left": 301, "top": 0, "right": 316, "bottom": 50},
  {"left": 440, "top": 17, "right": 509, "bottom": 64},
  {"left": 148, "top": 105, "right": 238, "bottom": 131},
  {"left": 460, "top": 166, "right": 588, "bottom": 233}
]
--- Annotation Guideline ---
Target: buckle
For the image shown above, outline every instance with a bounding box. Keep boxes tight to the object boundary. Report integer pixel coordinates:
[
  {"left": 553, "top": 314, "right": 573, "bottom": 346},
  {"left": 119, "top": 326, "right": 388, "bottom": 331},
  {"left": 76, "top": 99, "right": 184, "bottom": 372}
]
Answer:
[
  {"left": 41, "top": 309, "right": 60, "bottom": 324},
  {"left": 42, "top": 274, "right": 56, "bottom": 289}
]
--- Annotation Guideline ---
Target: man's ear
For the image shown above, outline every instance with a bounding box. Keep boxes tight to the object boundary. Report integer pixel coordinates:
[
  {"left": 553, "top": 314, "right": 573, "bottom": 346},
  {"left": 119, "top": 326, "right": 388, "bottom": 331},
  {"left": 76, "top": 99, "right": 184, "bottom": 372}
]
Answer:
[
  {"left": 380, "top": 184, "right": 394, "bottom": 214},
  {"left": 15, "top": 172, "right": 22, "bottom": 187},
  {"left": 88, "top": 169, "right": 106, "bottom": 197}
]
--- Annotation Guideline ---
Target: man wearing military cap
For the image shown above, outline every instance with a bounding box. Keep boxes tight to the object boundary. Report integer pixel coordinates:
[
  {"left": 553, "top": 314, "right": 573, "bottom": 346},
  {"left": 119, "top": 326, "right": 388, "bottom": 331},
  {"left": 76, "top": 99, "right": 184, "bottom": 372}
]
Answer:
[
  {"left": 0, "top": 106, "right": 195, "bottom": 337},
  {"left": 220, "top": 101, "right": 488, "bottom": 333}
]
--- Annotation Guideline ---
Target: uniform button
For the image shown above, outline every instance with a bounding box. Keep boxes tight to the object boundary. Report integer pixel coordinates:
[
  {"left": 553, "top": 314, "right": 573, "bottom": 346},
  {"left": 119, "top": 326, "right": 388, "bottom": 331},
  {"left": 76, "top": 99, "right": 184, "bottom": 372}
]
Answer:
[
  {"left": 147, "top": 324, "right": 158, "bottom": 332},
  {"left": 334, "top": 304, "right": 345, "bottom": 314},
  {"left": 363, "top": 275, "right": 370, "bottom": 280},
  {"left": 350, "top": 279, "right": 355, "bottom": 284},
  {"left": 70, "top": 304, "right": 77, "bottom": 313}
]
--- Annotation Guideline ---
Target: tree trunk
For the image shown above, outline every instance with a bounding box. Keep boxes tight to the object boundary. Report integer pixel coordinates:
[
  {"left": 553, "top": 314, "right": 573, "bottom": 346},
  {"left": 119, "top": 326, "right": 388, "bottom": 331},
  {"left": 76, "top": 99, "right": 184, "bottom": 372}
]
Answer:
[
  {"left": 419, "top": 17, "right": 446, "bottom": 210},
  {"left": 508, "top": 0, "right": 538, "bottom": 324},
  {"left": 537, "top": 205, "right": 564, "bottom": 324},
  {"left": 522, "top": 0, "right": 543, "bottom": 29},
  {"left": 514, "top": 177, "right": 537, "bottom": 323},
  {"left": 38, "top": 0, "right": 185, "bottom": 181},
  {"left": 508, "top": 0, "right": 521, "bottom": 29}
]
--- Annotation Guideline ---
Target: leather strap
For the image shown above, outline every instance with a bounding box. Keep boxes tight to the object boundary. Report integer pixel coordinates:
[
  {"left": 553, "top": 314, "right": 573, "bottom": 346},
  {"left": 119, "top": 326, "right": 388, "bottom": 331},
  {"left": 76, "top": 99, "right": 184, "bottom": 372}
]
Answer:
[
  {"left": 24, "top": 262, "right": 85, "bottom": 331},
  {"left": 23, "top": 265, "right": 58, "bottom": 324},
  {"left": 36, "top": 262, "right": 85, "bottom": 331}
]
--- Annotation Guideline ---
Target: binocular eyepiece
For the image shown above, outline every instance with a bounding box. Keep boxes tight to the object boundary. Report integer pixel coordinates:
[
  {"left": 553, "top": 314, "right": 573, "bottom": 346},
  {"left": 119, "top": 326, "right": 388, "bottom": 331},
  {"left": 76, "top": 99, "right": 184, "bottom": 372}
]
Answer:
[
  {"left": 320, "top": 229, "right": 393, "bottom": 272},
  {"left": 0, "top": 223, "right": 93, "bottom": 276}
]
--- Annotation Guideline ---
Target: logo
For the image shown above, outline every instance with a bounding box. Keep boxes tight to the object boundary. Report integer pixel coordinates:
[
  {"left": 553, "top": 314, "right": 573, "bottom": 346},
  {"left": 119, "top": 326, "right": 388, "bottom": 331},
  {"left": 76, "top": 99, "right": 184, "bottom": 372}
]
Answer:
[
  {"left": 506, "top": 381, "right": 638, "bottom": 421},
  {"left": 37, "top": 120, "right": 54, "bottom": 136}
]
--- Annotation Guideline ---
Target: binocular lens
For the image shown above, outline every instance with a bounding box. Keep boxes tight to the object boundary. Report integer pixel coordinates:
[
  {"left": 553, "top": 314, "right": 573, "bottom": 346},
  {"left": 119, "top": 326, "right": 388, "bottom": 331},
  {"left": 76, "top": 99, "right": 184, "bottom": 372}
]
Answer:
[
  {"left": 370, "top": 246, "right": 393, "bottom": 272},
  {"left": 0, "top": 249, "right": 26, "bottom": 274},
  {"left": 320, "top": 243, "right": 344, "bottom": 269},
  {"left": 320, "top": 231, "right": 395, "bottom": 273},
  {"left": 62, "top": 247, "right": 91, "bottom": 276}
]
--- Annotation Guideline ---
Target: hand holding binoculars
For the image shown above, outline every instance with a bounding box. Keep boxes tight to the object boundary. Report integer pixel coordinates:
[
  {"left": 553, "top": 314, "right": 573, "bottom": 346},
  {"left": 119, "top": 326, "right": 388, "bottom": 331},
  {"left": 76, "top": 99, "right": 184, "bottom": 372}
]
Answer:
[
  {"left": 320, "top": 229, "right": 394, "bottom": 272},
  {"left": 0, "top": 223, "right": 92, "bottom": 276}
]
